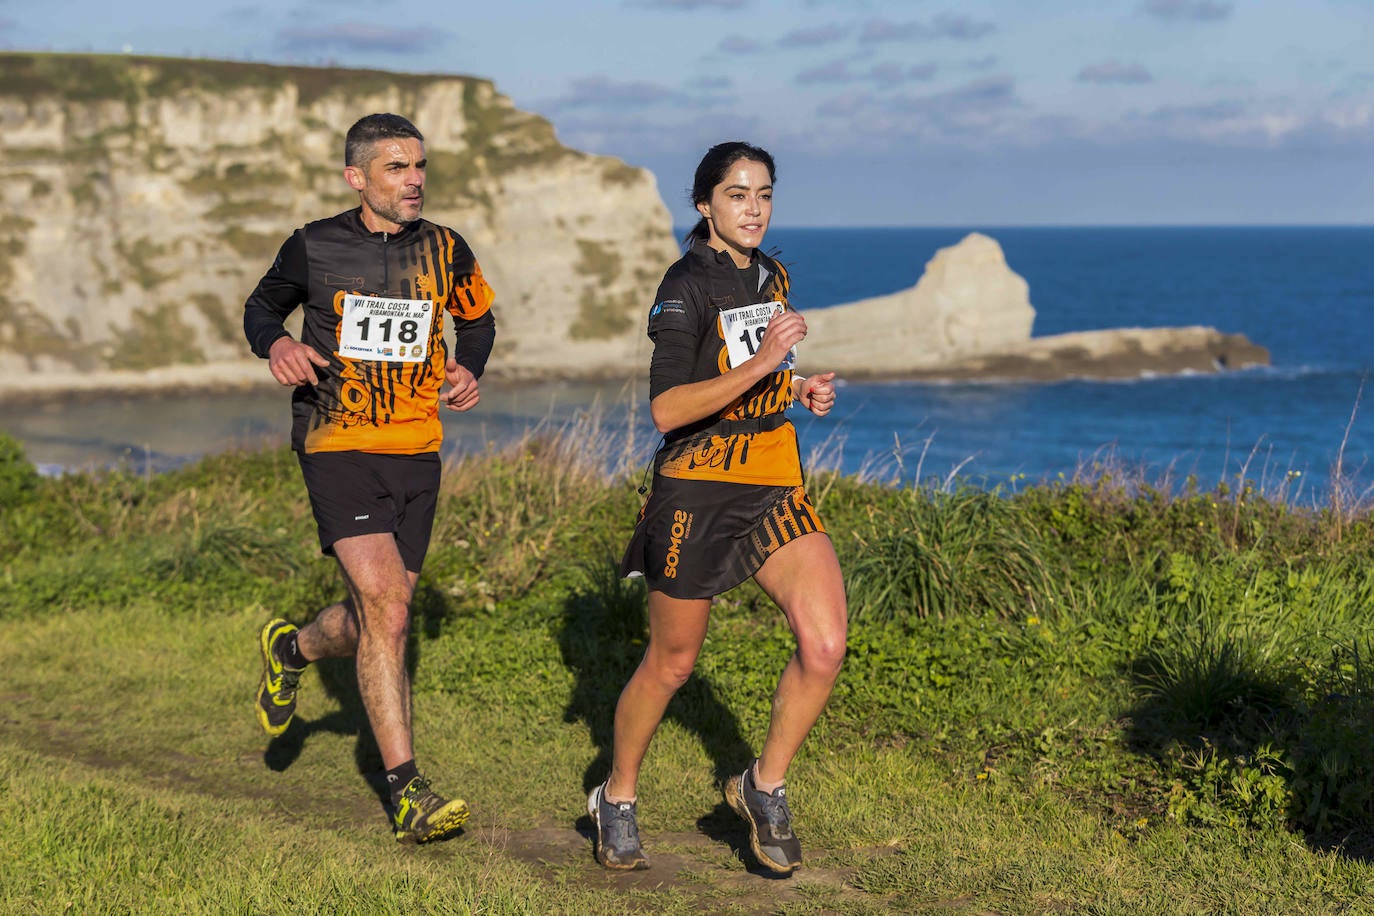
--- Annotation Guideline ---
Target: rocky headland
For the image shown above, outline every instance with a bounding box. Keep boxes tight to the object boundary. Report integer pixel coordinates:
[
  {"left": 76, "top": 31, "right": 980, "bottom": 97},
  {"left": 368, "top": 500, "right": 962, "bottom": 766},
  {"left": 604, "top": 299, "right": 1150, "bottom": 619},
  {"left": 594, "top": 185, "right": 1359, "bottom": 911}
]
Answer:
[
  {"left": 0, "top": 53, "right": 1267, "bottom": 404},
  {"left": 801, "top": 232, "right": 1269, "bottom": 381}
]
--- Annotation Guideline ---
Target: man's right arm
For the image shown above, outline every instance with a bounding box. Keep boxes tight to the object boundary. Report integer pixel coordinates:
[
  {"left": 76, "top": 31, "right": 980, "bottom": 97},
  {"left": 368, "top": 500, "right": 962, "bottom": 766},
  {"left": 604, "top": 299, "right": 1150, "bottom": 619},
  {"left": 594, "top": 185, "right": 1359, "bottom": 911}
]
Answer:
[
  {"left": 243, "top": 231, "right": 308, "bottom": 359},
  {"left": 243, "top": 232, "right": 331, "bottom": 386}
]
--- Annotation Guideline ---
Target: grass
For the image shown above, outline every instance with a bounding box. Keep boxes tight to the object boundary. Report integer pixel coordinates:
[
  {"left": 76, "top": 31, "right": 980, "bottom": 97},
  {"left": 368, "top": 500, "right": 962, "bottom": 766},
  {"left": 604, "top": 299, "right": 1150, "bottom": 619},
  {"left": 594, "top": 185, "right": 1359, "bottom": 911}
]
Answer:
[{"left": 2, "top": 427, "right": 1374, "bottom": 913}]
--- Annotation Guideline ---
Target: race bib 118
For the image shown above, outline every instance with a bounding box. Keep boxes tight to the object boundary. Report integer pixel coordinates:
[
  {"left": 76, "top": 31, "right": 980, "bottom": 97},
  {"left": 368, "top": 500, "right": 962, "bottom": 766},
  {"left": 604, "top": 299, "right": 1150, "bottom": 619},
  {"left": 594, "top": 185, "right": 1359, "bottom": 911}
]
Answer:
[{"left": 339, "top": 295, "right": 433, "bottom": 363}]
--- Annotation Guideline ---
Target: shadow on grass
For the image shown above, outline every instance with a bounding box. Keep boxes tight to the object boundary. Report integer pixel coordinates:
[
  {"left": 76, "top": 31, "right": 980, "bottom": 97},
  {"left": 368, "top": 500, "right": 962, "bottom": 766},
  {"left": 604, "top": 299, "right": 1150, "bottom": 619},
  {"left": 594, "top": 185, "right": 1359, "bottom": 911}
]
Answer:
[
  {"left": 559, "top": 557, "right": 756, "bottom": 845},
  {"left": 262, "top": 577, "right": 457, "bottom": 818},
  {"left": 1122, "top": 629, "right": 1374, "bottom": 862}
]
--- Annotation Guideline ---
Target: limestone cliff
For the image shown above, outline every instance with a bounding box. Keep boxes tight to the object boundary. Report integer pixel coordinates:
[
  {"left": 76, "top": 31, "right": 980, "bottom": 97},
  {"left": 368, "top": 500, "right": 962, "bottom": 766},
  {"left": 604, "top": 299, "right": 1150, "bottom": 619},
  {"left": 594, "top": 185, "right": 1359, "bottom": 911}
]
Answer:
[{"left": 0, "top": 52, "right": 678, "bottom": 392}]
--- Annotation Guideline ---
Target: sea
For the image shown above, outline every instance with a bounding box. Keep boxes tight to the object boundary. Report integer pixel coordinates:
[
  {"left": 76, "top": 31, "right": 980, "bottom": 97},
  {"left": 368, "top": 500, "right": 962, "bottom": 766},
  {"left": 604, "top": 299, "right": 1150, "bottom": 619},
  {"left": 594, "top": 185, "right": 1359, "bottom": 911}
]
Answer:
[{"left": 4, "top": 226, "right": 1372, "bottom": 502}]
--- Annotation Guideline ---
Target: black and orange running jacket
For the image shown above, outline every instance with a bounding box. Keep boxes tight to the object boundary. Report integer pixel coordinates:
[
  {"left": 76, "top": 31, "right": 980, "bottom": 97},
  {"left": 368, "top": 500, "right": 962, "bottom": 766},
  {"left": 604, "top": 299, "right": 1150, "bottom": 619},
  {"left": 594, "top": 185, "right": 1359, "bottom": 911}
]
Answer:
[
  {"left": 646, "top": 241, "right": 801, "bottom": 487},
  {"left": 244, "top": 208, "right": 495, "bottom": 455}
]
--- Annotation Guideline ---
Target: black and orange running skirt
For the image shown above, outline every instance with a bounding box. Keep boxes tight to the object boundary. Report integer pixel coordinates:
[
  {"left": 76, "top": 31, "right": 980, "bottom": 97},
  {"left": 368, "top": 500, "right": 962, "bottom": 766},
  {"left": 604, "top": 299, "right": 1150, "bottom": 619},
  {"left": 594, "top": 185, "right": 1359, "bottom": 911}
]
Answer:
[{"left": 619, "top": 475, "right": 827, "bottom": 599}]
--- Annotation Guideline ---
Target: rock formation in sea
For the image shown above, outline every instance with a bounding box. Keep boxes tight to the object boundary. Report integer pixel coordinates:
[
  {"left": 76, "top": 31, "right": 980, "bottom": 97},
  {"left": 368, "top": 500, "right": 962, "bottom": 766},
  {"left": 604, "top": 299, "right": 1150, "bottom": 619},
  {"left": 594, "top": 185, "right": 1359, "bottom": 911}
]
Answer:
[
  {"left": 801, "top": 232, "right": 1269, "bottom": 381},
  {"left": 0, "top": 53, "right": 1268, "bottom": 400}
]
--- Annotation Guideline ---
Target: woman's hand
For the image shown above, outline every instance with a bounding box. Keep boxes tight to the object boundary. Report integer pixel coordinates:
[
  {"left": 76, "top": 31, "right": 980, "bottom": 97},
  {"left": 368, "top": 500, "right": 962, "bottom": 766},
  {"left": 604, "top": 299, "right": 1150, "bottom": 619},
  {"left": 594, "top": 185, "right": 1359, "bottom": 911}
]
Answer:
[
  {"left": 795, "top": 371, "right": 837, "bottom": 417},
  {"left": 755, "top": 308, "right": 806, "bottom": 369}
]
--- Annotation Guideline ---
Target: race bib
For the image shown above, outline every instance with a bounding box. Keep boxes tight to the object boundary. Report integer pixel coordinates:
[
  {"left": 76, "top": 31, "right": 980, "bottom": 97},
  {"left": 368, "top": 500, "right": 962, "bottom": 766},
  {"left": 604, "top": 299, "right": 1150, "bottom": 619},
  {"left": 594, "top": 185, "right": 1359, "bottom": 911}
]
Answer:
[
  {"left": 719, "top": 301, "right": 796, "bottom": 372},
  {"left": 338, "top": 295, "right": 433, "bottom": 363}
]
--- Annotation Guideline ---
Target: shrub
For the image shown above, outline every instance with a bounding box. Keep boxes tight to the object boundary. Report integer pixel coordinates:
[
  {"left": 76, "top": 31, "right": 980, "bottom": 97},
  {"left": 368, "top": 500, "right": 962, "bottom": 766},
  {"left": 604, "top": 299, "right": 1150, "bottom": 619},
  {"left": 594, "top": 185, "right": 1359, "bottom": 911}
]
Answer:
[
  {"left": 0, "top": 433, "right": 40, "bottom": 508},
  {"left": 842, "top": 485, "right": 1051, "bottom": 622}
]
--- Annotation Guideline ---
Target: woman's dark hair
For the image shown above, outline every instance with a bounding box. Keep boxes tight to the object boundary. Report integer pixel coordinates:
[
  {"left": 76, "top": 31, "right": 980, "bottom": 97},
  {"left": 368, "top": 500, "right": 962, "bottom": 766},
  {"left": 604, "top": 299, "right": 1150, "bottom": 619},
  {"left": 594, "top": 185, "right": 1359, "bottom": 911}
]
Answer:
[{"left": 683, "top": 141, "right": 776, "bottom": 248}]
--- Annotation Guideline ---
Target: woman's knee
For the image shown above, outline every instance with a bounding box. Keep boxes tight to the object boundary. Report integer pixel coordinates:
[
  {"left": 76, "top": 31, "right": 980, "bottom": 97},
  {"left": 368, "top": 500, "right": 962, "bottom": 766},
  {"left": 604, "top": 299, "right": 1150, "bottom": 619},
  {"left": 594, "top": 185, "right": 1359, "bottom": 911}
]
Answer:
[
  {"left": 800, "top": 637, "right": 846, "bottom": 678},
  {"left": 641, "top": 645, "right": 699, "bottom": 692},
  {"left": 796, "top": 613, "right": 847, "bottom": 676}
]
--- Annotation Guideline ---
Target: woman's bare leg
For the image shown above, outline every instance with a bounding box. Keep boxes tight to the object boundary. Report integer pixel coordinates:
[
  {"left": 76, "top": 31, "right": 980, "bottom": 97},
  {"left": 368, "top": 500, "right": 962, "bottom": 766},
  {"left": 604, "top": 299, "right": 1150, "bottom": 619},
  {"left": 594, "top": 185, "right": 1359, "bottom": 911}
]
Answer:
[{"left": 605, "top": 591, "right": 711, "bottom": 801}]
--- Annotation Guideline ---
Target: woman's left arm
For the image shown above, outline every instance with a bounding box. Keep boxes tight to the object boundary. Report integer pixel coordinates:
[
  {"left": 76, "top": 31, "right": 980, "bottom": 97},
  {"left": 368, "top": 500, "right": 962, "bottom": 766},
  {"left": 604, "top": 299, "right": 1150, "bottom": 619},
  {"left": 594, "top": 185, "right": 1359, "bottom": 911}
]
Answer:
[{"left": 792, "top": 371, "right": 837, "bottom": 417}]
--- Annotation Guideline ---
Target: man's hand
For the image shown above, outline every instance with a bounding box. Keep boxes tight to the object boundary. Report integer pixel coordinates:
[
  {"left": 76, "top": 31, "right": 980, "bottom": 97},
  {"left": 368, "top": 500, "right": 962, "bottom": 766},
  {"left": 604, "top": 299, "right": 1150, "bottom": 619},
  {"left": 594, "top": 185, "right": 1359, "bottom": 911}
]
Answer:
[
  {"left": 796, "top": 371, "right": 837, "bottom": 417},
  {"left": 268, "top": 336, "right": 331, "bottom": 386},
  {"left": 441, "top": 359, "right": 480, "bottom": 411}
]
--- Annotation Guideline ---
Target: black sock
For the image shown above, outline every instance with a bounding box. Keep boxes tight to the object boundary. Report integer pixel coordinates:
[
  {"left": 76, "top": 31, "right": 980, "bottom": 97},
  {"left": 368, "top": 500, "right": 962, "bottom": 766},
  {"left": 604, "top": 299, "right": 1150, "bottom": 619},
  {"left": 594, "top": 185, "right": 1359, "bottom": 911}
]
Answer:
[
  {"left": 276, "top": 631, "right": 308, "bottom": 669},
  {"left": 386, "top": 759, "right": 420, "bottom": 800}
]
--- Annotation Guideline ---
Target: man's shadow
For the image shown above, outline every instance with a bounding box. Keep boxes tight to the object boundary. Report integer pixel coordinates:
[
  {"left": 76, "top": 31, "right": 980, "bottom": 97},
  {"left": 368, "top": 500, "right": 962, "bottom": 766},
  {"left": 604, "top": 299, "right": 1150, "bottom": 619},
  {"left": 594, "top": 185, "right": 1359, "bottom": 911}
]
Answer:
[
  {"left": 262, "top": 579, "right": 455, "bottom": 821},
  {"left": 559, "top": 556, "right": 767, "bottom": 866}
]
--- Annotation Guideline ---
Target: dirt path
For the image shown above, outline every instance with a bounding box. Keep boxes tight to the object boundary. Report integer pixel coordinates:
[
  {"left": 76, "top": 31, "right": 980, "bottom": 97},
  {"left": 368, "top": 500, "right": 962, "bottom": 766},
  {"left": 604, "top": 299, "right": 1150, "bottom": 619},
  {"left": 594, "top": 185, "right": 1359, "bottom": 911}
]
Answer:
[{"left": 5, "top": 697, "right": 897, "bottom": 914}]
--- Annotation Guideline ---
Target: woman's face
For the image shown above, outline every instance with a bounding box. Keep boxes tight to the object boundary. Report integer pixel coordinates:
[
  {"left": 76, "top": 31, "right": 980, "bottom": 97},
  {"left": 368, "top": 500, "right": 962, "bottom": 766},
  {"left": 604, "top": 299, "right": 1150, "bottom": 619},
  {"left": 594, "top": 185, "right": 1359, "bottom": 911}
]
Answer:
[{"left": 697, "top": 158, "right": 772, "bottom": 267}]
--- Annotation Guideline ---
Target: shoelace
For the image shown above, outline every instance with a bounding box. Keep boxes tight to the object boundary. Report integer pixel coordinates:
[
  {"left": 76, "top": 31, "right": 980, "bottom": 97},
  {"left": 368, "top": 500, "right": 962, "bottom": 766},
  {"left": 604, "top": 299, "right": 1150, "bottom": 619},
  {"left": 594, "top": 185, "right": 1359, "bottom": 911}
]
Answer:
[
  {"left": 606, "top": 802, "right": 642, "bottom": 847},
  {"left": 397, "top": 779, "right": 446, "bottom": 825},
  {"left": 278, "top": 667, "right": 302, "bottom": 697},
  {"left": 752, "top": 787, "right": 795, "bottom": 838},
  {"left": 405, "top": 779, "right": 437, "bottom": 804}
]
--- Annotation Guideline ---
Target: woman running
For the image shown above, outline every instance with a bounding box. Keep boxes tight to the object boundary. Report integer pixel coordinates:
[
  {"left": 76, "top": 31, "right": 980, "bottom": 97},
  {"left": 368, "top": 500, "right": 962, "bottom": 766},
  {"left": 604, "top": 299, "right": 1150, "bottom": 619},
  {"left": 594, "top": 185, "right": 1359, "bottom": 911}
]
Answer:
[{"left": 588, "top": 141, "right": 848, "bottom": 874}]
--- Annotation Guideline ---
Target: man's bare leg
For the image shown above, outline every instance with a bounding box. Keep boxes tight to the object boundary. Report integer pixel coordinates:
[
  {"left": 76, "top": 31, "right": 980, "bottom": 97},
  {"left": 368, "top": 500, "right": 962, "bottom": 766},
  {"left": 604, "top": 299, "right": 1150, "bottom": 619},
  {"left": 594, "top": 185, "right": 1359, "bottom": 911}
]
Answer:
[{"left": 330, "top": 532, "right": 418, "bottom": 770}]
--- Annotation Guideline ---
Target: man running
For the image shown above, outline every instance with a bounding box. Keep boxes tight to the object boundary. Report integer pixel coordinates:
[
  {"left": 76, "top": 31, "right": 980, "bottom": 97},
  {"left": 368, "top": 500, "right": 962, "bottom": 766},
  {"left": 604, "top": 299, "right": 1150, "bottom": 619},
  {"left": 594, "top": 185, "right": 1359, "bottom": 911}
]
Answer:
[{"left": 243, "top": 112, "right": 496, "bottom": 844}]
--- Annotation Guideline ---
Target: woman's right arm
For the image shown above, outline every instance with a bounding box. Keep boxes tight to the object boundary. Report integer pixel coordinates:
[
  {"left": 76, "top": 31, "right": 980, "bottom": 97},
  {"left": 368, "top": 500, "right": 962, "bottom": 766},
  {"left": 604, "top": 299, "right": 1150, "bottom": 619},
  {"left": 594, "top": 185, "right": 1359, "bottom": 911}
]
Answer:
[{"left": 649, "top": 309, "right": 808, "bottom": 434}]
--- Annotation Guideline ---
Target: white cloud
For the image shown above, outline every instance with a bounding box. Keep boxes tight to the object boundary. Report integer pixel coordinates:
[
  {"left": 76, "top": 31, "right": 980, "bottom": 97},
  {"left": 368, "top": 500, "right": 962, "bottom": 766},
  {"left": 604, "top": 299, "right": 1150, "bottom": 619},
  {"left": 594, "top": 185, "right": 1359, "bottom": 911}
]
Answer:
[
  {"left": 859, "top": 18, "right": 926, "bottom": 43},
  {"left": 542, "top": 76, "right": 688, "bottom": 112},
  {"left": 718, "top": 35, "right": 763, "bottom": 53},
  {"left": 778, "top": 24, "right": 849, "bottom": 48},
  {"left": 630, "top": 0, "right": 747, "bottom": 8},
  {"left": 858, "top": 13, "right": 996, "bottom": 44},
  {"left": 1077, "top": 61, "right": 1154, "bottom": 85},
  {"left": 931, "top": 12, "right": 997, "bottom": 40},
  {"left": 1139, "top": 0, "right": 1232, "bottom": 22},
  {"left": 796, "top": 59, "right": 856, "bottom": 85},
  {"left": 796, "top": 59, "right": 938, "bottom": 87},
  {"left": 276, "top": 22, "right": 448, "bottom": 54}
]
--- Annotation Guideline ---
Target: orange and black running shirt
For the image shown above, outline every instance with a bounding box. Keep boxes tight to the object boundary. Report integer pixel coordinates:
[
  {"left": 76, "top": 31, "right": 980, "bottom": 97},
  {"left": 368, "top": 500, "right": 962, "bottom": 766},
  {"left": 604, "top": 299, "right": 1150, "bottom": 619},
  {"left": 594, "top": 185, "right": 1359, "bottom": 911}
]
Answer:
[
  {"left": 244, "top": 209, "right": 495, "bottom": 455},
  {"left": 646, "top": 242, "right": 801, "bottom": 487}
]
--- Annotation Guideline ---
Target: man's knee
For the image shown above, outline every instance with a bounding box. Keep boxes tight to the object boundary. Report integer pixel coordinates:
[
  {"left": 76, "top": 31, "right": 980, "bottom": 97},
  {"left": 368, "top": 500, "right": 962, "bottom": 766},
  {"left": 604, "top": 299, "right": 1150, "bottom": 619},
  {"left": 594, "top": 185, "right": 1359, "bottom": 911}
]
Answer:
[{"left": 355, "top": 591, "right": 412, "bottom": 644}]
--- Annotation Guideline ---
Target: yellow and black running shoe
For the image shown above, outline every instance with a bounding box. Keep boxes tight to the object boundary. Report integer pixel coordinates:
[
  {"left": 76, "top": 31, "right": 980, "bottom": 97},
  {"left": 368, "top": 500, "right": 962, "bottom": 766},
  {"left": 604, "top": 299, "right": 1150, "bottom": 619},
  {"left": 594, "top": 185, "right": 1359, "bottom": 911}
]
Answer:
[
  {"left": 392, "top": 775, "right": 469, "bottom": 844},
  {"left": 255, "top": 618, "right": 304, "bottom": 737}
]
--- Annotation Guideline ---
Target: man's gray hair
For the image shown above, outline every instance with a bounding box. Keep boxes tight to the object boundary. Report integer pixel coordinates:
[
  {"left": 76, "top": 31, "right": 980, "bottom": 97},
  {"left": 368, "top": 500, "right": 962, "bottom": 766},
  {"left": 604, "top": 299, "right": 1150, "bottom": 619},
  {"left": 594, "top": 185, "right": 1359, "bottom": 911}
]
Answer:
[{"left": 344, "top": 113, "right": 424, "bottom": 167}]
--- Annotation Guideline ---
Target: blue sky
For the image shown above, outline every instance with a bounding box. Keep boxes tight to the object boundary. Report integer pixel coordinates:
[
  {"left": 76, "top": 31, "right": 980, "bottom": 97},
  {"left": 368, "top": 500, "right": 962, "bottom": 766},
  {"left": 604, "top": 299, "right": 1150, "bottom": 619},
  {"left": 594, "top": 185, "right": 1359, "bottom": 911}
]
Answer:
[{"left": 5, "top": 0, "right": 1372, "bottom": 226}]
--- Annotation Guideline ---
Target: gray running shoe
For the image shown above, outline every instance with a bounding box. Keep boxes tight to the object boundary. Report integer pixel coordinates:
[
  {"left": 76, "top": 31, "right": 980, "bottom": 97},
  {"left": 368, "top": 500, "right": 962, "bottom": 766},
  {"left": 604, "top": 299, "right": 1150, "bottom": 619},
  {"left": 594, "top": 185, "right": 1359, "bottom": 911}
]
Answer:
[
  {"left": 724, "top": 760, "right": 802, "bottom": 873},
  {"left": 588, "top": 782, "right": 649, "bottom": 870}
]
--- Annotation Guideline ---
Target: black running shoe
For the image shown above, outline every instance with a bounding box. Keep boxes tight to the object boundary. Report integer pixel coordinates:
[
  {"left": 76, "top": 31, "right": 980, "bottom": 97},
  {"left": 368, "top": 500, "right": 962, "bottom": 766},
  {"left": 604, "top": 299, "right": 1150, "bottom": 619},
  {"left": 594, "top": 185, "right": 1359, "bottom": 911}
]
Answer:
[
  {"left": 255, "top": 618, "right": 304, "bottom": 737},
  {"left": 392, "top": 775, "right": 469, "bottom": 844},
  {"left": 724, "top": 760, "right": 802, "bottom": 873},
  {"left": 588, "top": 782, "right": 649, "bottom": 870}
]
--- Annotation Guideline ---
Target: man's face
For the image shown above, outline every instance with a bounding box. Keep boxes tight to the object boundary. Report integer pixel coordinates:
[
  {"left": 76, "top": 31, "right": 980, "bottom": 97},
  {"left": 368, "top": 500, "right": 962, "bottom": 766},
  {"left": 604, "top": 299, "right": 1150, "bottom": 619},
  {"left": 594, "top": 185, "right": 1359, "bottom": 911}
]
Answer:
[{"left": 346, "top": 137, "right": 426, "bottom": 231}]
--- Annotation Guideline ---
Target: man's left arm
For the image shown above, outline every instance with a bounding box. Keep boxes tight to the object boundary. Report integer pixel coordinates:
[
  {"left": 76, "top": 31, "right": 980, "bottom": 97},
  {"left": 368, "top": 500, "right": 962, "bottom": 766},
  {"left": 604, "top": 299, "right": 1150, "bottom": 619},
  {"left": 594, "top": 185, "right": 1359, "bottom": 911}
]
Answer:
[{"left": 441, "top": 258, "right": 496, "bottom": 412}]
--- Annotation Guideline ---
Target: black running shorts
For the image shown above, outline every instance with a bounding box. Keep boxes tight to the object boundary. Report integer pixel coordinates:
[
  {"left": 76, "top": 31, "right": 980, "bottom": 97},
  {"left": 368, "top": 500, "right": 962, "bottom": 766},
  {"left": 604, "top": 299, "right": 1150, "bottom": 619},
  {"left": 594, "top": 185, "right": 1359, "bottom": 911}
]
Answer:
[
  {"left": 296, "top": 450, "right": 441, "bottom": 572},
  {"left": 620, "top": 476, "right": 827, "bottom": 599}
]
